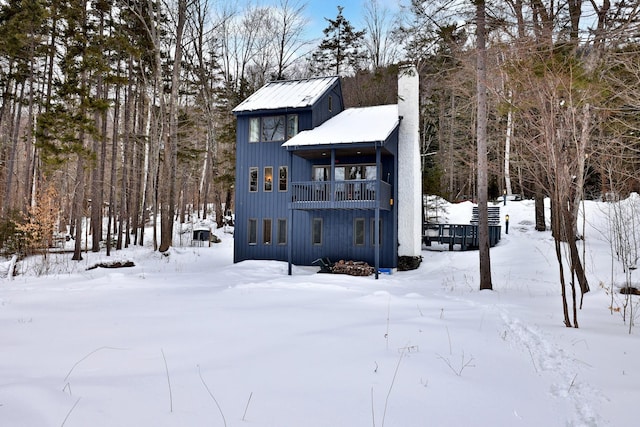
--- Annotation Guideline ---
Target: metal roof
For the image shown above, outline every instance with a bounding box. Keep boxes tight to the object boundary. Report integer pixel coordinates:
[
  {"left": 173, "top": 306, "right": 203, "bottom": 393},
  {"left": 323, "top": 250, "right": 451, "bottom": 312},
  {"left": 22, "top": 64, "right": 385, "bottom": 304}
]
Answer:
[
  {"left": 232, "top": 76, "right": 339, "bottom": 113},
  {"left": 282, "top": 105, "right": 399, "bottom": 148}
]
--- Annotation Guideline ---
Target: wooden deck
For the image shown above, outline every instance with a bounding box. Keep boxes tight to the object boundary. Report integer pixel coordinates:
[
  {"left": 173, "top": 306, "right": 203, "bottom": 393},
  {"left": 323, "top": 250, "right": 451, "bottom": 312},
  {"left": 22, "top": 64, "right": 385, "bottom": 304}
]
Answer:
[{"left": 423, "top": 223, "right": 502, "bottom": 251}]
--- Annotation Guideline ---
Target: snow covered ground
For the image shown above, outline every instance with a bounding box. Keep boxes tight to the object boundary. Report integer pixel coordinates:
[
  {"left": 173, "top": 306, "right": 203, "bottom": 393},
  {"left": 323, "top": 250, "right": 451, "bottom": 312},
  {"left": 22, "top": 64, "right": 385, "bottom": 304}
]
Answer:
[{"left": 1, "top": 198, "right": 639, "bottom": 426}]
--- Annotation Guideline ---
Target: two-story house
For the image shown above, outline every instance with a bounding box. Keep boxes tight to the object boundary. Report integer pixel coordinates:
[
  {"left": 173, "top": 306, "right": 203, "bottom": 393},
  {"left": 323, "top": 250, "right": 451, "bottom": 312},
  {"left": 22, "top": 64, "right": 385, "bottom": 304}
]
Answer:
[{"left": 232, "top": 67, "right": 422, "bottom": 277}]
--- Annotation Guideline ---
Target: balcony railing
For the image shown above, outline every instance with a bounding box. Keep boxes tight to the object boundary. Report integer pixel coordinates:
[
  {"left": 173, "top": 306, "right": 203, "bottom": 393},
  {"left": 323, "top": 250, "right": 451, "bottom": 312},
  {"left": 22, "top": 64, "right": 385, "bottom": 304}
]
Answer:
[{"left": 290, "top": 180, "right": 391, "bottom": 210}]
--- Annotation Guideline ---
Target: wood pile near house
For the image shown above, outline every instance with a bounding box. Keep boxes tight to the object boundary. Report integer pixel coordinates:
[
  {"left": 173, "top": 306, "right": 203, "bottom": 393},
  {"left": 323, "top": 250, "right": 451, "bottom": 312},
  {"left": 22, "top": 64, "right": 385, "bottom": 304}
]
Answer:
[{"left": 331, "top": 260, "right": 375, "bottom": 276}]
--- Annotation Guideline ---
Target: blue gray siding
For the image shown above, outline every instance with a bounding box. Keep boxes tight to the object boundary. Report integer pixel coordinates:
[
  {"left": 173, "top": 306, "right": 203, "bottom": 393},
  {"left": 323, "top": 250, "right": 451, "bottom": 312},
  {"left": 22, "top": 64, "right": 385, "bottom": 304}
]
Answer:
[{"left": 234, "top": 79, "right": 400, "bottom": 269}]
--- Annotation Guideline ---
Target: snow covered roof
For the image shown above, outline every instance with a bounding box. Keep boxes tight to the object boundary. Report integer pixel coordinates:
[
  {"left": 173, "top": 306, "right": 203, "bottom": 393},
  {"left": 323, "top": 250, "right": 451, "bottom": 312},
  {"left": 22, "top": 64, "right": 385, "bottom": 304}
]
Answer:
[
  {"left": 232, "top": 76, "right": 339, "bottom": 113},
  {"left": 282, "top": 104, "right": 399, "bottom": 148}
]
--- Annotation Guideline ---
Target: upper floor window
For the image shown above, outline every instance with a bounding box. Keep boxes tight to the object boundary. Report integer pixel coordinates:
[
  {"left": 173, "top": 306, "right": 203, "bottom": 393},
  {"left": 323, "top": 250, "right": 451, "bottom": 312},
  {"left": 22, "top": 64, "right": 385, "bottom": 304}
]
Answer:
[
  {"left": 287, "top": 115, "right": 298, "bottom": 138},
  {"left": 262, "top": 116, "right": 286, "bottom": 141},
  {"left": 312, "top": 165, "right": 329, "bottom": 181},
  {"left": 249, "top": 114, "right": 298, "bottom": 142},
  {"left": 249, "top": 118, "right": 260, "bottom": 142},
  {"left": 264, "top": 166, "right": 273, "bottom": 192},
  {"left": 335, "top": 164, "right": 376, "bottom": 181},
  {"left": 249, "top": 167, "right": 258, "bottom": 192},
  {"left": 328, "top": 95, "right": 333, "bottom": 112},
  {"left": 278, "top": 166, "right": 288, "bottom": 191}
]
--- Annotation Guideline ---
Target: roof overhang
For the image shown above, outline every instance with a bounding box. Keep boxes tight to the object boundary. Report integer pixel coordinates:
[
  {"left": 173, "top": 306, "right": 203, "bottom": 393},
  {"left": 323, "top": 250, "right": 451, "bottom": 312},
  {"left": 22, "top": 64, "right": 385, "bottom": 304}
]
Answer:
[
  {"left": 233, "top": 76, "right": 340, "bottom": 114},
  {"left": 282, "top": 104, "right": 400, "bottom": 156},
  {"left": 284, "top": 142, "right": 391, "bottom": 160}
]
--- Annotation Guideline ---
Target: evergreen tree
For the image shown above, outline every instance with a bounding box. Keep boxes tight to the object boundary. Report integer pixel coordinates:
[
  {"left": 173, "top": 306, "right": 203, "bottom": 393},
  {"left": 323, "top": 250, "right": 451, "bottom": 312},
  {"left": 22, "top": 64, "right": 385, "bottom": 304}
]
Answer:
[{"left": 310, "top": 6, "right": 367, "bottom": 76}]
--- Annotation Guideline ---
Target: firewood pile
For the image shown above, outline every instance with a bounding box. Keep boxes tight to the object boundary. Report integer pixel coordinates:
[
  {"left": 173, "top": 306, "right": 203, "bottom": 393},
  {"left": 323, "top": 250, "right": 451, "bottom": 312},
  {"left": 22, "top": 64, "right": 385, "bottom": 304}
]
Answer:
[{"left": 331, "top": 260, "right": 375, "bottom": 276}]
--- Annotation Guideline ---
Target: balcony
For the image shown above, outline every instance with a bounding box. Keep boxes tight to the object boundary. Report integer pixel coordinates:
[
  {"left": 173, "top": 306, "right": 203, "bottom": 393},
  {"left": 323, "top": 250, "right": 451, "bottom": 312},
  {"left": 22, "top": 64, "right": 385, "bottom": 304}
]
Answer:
[{"left": 290, "top": 180, "right": 392, "bottom": 210}]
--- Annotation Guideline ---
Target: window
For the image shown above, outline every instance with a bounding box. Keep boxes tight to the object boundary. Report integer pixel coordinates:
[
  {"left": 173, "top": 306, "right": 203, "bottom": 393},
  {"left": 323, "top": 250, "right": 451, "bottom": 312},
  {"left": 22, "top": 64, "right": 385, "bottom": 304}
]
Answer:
[
  {"left": 248, "top": 219, "right": 257, "bottom": 245},
  {"left": 312, "top": 218, "right": 323, "bottom": 245},
  {"left": 277, "top": 218, "right": 287, "bottom": 245},
  {"left": 249, "top": 167, "right": 258, "bottom": 192},
  {"left": 287, "top": 115, "right": 298, "bottom": 138},
  {"left": 250, "top": 115, "right": 297, "bottom": 142},
  {"left": 354, "top": 218, "right": 365, "bottom": 246},
  {"left": 371, "top": 218, "right": 382, "bottom": 246},
  {"left": 261, "top": 115, "right": 285, "bottom": 141},
  {"left": 264, "top": 166, "right": 273, "bottom": 192},
  {"left": 328, "top": 95, "right": 333, "bottom": 112},
  {"left": 249, "top": 118, "right": 260, "bottom": 142},
  {"left": 335, "top": 164, "right": 376, "bottom": 181},
  {"left": 312, "top": 166, "right": 329, "bottom": 181},
  {"left": 263, "top": 218, "right": 272, "bottom": 245},
  {"left": 278, "top": 166, "right": 288, "bottom": 191}
]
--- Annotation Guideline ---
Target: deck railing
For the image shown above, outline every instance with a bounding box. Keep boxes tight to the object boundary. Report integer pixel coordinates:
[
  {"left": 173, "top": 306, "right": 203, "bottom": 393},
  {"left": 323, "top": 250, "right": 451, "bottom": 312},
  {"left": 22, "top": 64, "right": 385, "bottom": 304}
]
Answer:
[{"left": 290, "top": 180, "right": 391, "bottom": 210}]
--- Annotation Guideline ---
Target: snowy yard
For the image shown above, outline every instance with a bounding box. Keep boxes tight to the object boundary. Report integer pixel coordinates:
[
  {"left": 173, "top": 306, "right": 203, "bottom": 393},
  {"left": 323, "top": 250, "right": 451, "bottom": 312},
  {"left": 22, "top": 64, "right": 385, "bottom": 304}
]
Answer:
[{"left": 1, "top": 199, "right": 639, "bottom": 426}]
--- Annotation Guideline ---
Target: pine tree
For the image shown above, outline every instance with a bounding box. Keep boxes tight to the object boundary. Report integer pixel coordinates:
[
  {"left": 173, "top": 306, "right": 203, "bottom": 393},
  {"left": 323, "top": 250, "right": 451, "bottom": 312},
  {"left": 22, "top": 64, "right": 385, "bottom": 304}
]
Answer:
[{"left": 310, "top": 6, "right": 367, "bottom": 76}]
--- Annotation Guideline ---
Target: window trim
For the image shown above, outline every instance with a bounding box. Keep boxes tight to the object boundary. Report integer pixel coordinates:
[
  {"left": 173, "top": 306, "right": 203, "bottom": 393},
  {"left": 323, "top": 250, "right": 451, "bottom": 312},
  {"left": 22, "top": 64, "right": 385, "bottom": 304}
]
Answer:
[
  {"left": 287, "top": 114, "right": 298, "bottom": 139},
  {"left": 249, "top": 167, "right": 258, "bottom": 192},
  {"left": 248, "top": 218, "right": 258, "bottom": 245},
  {"left": 312, "top": 217, "right": 323, "bottom": 246},
  {"left": 263, "top": 218, "right": 272, "bottom": 245},
  {"left": 354, "top": 218, "right": 365, "bottom": 246},
  {"left": 261, "top": 115, "right": 286, "bottom": 142},
  {"left": 370, "top": 218, "right": 382, "bottom": 246},
  {"left": 278, "top": 166, "right": 288, "bottom": 192},
  {"left": 264, "top": 166, "right": 273, "bottom": 192},
  {"left": 250, "top": 114, "right": 299, "bottom": 142},
  {"left": 249, "top": 117, "right": 260, "bottom": 143},
  {"left": 277, "top": 218, "right": 287, "bottom": 245}
]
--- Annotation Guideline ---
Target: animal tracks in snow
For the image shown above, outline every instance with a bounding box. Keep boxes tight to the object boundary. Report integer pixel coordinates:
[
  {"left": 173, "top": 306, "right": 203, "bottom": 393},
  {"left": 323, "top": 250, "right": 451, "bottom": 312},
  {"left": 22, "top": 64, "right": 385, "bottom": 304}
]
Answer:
[{"left": 499, "top": 311, "right": 604, "bottom": 427}]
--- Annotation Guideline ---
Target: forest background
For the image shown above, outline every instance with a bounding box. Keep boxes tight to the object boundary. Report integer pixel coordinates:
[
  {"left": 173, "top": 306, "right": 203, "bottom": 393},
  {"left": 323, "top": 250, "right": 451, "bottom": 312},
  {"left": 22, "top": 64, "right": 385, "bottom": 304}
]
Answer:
[{"left": 0, "top": 0, "right": 639, "bottom": 261}]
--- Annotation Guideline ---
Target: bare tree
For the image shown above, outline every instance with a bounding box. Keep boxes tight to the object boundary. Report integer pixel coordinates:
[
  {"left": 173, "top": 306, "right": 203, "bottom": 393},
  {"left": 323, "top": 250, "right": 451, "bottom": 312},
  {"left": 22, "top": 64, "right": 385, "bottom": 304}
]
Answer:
[
  {"left": 159, "top": 0, "right": 188, "bottom": 252},
  {"left": 475, "top": 0, "right": 493, "bottom": 291},
  {"left": 362, "top": 0, "right": 399, "bottom": 69},
  {"left": 270, "top": 0, "right": 309, "bottom": 80}
]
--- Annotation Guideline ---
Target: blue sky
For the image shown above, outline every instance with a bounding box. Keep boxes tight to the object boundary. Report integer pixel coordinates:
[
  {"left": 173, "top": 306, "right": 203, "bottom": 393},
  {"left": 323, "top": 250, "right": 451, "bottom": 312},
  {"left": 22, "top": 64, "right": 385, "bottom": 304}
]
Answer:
[
  {"left": 265, "top": 0, "right": 403, "bottom": 42},
  {"left": 305, "top": 1, "right": 363, "bottom": 40}
]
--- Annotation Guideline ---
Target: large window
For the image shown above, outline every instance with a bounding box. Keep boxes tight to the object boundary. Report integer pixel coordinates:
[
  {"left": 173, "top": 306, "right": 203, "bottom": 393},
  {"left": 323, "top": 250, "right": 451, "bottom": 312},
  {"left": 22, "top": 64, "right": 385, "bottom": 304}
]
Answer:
[
  {"left": 249, "top": 167, "right": 258, "bottom": 192},
  {"left": 354, "top": 218, "right": 365, "bottom": 246},
  {"left": 264, "top": 166, "right": 273, "bottom": 192},
  {"left": 262, "top": 116, "right": 286, "bottom": 141},
  {"left": 278, "top": 166, "right": 288, "bottom": 191},
  {"left": 248, "top": 219, "right": 257, "bottom": 245},
  {"left": 277, "top": 218, "right": 287, "bottom": 245},
  {"left": 249, "top": 115, "right": 298, "bottom": 142},
  {"left": 263, "top": 219, "right": 272, "bottom": 245},
  {"left": 312, "top": 218, "right": 323, "bottom": 245}
]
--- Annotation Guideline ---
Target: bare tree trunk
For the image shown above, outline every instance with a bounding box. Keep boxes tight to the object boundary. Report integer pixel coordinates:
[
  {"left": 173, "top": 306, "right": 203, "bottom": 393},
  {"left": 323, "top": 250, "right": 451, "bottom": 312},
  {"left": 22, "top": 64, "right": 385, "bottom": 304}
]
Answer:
[
  {"left": 130, "top": 95, "right": 145, "bottom": 246},
  {"left": 504, "top": 90, "right": 513, "bottom": 196},
  {"left": 476, "top": 0, "right": 493, "bottom": 291},
  {"left": 159, "top": 0, "right": 188, "bottom": 252},
  {"left": 106, "top": 80, "right": 121, "bottom": 257},
  {"left": 534, "top": 191, "right": 546, "bottom": 231},
  {"left": 72, "top": 154, "right": 86, "bottom": 261},
  {"left": 3, "top": 82, "right": 23, "bottom": 217}
]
